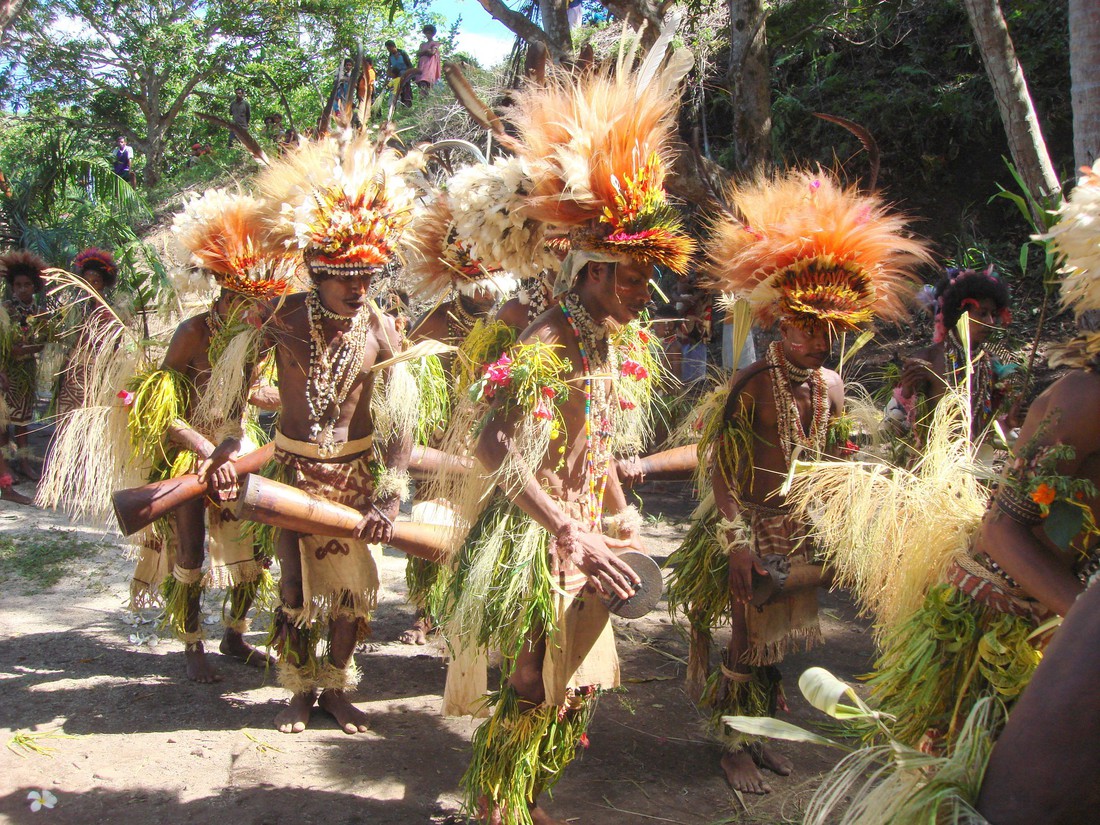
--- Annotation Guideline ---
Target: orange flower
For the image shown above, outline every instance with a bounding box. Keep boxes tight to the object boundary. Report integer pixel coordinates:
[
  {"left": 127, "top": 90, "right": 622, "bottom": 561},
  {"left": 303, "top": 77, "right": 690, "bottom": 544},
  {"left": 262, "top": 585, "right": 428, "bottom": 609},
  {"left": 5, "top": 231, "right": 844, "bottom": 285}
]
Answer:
[{"left": 1031, "top": 483, "right": 1056, "bottom": 507}]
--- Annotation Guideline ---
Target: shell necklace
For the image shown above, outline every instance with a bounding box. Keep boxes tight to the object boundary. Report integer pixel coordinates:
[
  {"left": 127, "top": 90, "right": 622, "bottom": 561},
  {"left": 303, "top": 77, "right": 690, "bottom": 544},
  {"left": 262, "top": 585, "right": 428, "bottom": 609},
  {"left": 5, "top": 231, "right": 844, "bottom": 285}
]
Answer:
[
  {"left": 766, "top": 340, "right": 829, "bottom": 464},
  {"left": 305, "top": 288, "right": 372, "bottom": 458}
]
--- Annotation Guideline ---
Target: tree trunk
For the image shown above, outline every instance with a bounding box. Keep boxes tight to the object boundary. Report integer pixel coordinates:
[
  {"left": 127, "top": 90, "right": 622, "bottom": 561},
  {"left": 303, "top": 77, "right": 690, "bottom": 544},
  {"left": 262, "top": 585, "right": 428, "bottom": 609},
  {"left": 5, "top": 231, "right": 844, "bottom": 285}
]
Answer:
[
  {"left": 539, "top": 0, "right": 572, "bottom": 56},
  {"left": 962, "top": 0, "right": 1060, "bottom": 201},
  {"left": 727, "top": 0, "right": 771, "bottom": 175},
  {"left": 1070, "top": 0, "right": 1100, "bottom": 170}
]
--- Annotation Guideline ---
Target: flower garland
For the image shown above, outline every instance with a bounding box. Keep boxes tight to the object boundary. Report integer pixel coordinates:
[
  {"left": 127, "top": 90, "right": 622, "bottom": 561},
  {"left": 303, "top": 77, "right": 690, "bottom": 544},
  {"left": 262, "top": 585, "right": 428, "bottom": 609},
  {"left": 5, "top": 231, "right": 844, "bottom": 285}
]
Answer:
[
  {"left": 305, "top": 289, "right": 373, "bottom": 458},
  {"left": 766, "top": 341, "right": 829, "bottom": 465}
]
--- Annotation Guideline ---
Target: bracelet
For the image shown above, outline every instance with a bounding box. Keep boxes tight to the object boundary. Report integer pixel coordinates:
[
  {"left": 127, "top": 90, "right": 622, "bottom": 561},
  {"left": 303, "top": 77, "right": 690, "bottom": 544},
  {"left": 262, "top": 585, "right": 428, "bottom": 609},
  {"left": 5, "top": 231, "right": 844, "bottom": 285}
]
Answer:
[
  {"left": 716, "top": 516, "right": 744, "bottom": 554},
  {"left": 993, "top": 485, "right": 1045, "bottom": 527},
  {"left": 603, "top": 505, "right": 642, "bottom": 540}
]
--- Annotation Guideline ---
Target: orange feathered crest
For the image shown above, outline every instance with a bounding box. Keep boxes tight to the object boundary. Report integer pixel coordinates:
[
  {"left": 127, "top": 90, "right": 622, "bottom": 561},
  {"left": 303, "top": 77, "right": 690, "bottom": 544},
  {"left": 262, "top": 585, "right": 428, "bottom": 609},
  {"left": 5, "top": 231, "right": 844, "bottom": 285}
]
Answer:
[
  {"left": 502, "top": 20, "right": 696, "bottom": 275},
  {"left": 709, "top": 170, "right": 932, "bottom": 329},
  {"left": 173, "top": 189, "right": 297, "bottom": 299}
]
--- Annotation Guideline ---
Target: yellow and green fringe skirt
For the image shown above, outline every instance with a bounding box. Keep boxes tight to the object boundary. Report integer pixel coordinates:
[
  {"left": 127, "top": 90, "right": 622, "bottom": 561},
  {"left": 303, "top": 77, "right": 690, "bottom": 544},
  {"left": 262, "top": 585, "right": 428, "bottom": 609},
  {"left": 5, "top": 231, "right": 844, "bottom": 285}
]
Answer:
[
  {"left": 866, "top": 583, "right": 1041, "bottom": 751},
  {"left": 462, "top": 684, "right": 597, "bottom": 825},
  {"left": 436, "top": 498, "right": 555, "bottom": 671}
]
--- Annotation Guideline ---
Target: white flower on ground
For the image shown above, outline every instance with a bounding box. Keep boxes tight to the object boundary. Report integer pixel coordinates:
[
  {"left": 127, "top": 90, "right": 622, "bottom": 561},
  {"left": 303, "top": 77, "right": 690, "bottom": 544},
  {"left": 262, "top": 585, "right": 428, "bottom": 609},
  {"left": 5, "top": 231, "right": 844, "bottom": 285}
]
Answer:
[{"left": 27, "top": 790, "right": 57, "bottom": 811}]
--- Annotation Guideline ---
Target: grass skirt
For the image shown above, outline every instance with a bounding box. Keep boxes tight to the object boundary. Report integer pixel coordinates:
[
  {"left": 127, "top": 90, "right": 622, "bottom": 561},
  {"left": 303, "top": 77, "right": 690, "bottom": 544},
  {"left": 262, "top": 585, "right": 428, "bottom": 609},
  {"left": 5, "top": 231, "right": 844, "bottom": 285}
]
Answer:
[
  {"left": 867, "top": 583, "right": 1041, "bottom": 750},
  {"left": 462, "top": 684, "right": 597, "bottom": 825}
]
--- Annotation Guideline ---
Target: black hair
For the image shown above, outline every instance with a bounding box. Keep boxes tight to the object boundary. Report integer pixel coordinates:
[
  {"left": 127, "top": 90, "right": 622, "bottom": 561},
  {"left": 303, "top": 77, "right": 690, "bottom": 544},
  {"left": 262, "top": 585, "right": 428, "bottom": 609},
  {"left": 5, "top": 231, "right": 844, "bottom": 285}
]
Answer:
[
  {"left": 935, "top": 267, "right": 1011, "bottom": 334},
  {"left": 422, "top": 24, "right": 436, "bottom": 36},
  {"left": 5, "top": 262, "right": 44, "bottom": 292},
  {"left": 384, "top": 40, "right": 396, "bottom": 48}
]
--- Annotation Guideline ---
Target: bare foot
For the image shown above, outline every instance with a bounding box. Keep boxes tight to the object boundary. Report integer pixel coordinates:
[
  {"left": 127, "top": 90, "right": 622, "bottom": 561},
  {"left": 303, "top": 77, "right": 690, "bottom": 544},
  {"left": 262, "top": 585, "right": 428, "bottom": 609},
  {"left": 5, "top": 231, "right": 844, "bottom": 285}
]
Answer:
[
  {"left": 529, "top": 805, "right": 567, "bottom": 825},
  {"left": 275, "top": 691, "right": 317, "bottom": 733},
  {"left": 752, "top": 742, "right": 793, "bottom": 777},
  {"left": 721, "top": 748, "right": 771, "bottom": 794},
  {"left": 318, "top": 688, "right": 370, "bottom": 734},
  {"left": 220, "top": 629, "right": 277, "bottom": 668},
  {"left": 185, "top": 643, "right": 222, "bottom": 684},
  {"left": 1, "top": 486, "right": 33, "bottom": 506},
  {"left": 398, "top": 615, "right": 432, "bottom": 645}
]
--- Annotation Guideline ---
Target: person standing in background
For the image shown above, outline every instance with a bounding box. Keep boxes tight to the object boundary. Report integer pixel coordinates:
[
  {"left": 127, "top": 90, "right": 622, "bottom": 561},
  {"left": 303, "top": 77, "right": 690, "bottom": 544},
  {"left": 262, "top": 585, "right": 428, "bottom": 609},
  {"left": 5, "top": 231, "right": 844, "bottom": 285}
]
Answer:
[
  {"left": 414, "top": 25, "right": 441, "bottom": 97},
  {"left": 229, "top": 87, "right": 251, "bottom": 147},
  {"left": 113, "top": 136, "right": 135, "bottom": 187}
]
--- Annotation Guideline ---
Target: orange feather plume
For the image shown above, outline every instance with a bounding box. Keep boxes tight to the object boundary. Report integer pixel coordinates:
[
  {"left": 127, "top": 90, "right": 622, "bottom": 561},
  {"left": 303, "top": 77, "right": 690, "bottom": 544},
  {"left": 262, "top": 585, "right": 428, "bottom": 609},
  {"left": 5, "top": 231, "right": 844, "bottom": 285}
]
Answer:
[
  {"left": 708, "top": 169, "right": 933, "bottom": 328},
  {"left": 500, "top": 53, "right": 695, "bottom": 274},
  {"left": 173, "top": 190, "right": 297, "bottom": 299}
]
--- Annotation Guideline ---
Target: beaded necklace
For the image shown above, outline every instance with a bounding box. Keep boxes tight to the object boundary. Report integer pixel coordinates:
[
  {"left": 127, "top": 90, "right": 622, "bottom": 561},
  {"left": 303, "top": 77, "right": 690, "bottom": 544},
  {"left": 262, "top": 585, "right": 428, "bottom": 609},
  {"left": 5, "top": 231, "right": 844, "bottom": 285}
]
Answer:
[
  {"left": 305, "top": 288, "right": 372, "bottom": 458},
  {"left": 560, "top": 292, "right": 615, "bottom": 531},
  {"left": 944, "top": 332, "right": 994, "bottom": 435},
  {"left": 766, "top": 340, "right": 829, "bottom": 464}
]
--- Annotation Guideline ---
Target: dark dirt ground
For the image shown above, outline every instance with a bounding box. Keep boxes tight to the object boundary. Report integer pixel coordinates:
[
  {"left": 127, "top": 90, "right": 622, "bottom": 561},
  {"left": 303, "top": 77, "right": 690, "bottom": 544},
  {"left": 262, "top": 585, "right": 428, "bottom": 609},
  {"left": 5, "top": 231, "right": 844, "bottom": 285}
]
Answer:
[{"left": 0, "top": 474, "right": 874, "bottom": 825}]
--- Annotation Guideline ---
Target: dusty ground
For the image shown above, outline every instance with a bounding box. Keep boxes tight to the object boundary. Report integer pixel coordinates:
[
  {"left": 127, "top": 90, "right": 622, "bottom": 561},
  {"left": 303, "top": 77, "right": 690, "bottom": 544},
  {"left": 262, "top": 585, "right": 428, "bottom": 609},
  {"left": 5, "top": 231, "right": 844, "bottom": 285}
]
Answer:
[{"left": 0, "top": 478, "right": 873, "bottom": 825}]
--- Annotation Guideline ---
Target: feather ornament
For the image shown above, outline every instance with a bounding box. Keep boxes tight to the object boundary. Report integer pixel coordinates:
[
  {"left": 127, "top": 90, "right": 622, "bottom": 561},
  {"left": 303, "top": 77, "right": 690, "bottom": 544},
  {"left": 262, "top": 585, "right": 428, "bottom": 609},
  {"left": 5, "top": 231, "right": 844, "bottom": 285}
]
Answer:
[
  {"left": 499, "top": 29, "right": 696, "bottom": 274},
  {"left": 255, "top": 131, "right": 420, "bottom": 273},
  {"left": 172, "top": 189, "right": 297, "bottom": 299},
  {"left": 1041, "top": 160, "right": 1100, "bottom": 318},
  {"left": 708, "top": 169, "right": 932, "bottom": 329}
]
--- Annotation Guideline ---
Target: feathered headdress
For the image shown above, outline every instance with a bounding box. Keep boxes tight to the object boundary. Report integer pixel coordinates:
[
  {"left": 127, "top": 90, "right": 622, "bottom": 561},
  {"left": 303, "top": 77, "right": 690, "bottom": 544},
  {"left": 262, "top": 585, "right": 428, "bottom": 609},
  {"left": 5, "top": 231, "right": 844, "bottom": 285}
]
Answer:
[
  {"left": 709, "top": 170, "right": 932, "bottom": 330},
  {"left": 404, "top": 192, "right": 520, "bottom": 301},
  {"left": 1043, "top": 160, "right": 1100, "bottom": 319},
  {"left": 256, "top": 131, "right": 422, "bottom": 277},
  {"left": 1039, "top": 160, "right": 1100, "bottom": 367},
  {"left": 73, "top": 248, "right": 117, "bottom": 280},
  {"left": 446, "top": 156, "right": 559, "bottom": 283},
  {"left": 172, "top": 189, "right": 297, "bottom": 299},
  {"left": 500, "top": 24, "right": 696, "bottom": 276},
  {"left": 0, "top": 249, "right": 47, "bottom": 287}
]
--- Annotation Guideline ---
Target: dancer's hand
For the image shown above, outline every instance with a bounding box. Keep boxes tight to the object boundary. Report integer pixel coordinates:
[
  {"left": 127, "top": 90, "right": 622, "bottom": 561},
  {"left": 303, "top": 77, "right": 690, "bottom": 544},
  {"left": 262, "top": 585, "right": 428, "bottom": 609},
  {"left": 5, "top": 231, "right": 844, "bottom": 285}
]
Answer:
[
  {"left": 572, "top": 532, "right": 641, "bottom": 601},
  {"left": 354, "top": 500, "right": 395, "bottom": 544},
  {"left": 728, "top": 548, "right": 767, "bottom": 605},
  {"left": 198, "top": 438, "right": 241, "bottom": 501},
  {"left": 616, "top": 455, "right": 646, "bottom": 488}
]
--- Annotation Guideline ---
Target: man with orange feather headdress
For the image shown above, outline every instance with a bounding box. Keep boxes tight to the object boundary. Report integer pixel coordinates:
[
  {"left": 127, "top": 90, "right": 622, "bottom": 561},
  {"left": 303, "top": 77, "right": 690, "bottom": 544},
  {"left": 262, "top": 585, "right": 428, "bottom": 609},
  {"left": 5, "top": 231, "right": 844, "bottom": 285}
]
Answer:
[
  {"left": 123, "top": 189, "right": 295, "bottom": 684},
  {"left": 425, "top": 35, "right": 696, "bottom": 824},
  {"left": 666, "top": 169, "right": 931, "bottom": 794},
  {"left": 202, "top": 133, "right": 421, "bottom": 735}
]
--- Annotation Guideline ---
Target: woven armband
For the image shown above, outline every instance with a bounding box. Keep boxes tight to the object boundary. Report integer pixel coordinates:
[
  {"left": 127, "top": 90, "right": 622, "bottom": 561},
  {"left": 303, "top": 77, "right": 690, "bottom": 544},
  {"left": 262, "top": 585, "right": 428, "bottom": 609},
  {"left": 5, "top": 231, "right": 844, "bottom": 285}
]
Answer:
[{"left": 993, "top": 486, "right": 1045, "bottom": 527}]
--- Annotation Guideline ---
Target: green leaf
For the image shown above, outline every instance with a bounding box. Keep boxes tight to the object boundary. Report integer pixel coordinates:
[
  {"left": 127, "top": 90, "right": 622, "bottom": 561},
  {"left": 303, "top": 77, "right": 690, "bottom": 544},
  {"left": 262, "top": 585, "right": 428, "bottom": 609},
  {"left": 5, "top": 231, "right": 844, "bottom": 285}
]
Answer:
[
  {"left": 1044, "top": 499, "right": 1086, "bottom": 550},
  {"left": 720, "top": 715, "right": 847, "bottom": 750}
]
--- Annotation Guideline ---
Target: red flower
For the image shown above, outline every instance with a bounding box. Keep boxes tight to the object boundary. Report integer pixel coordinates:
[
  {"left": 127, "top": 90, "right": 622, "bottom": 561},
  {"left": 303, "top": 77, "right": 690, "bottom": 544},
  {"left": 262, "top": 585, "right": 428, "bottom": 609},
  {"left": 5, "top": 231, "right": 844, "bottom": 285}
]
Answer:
[
  {"left": 484, "top": 353, "right": 513, "bottom": 388},
  {"left": 578, "top": 733, "right": 590, "bottom": 749},
  {"left": 541, "top": 386, "right": 556, "bottom": 399},
  {"left": 840, "top": 439, "right": 858, "bottom": 458},
  {"left": 117, "top": 390, "right": 135, "bottom": 407},
  {"left": 532, "top": 402, "right": 553, "bottom": 421},
  {"left": 637, "top": 329, "right": 650, "bottom": 344},
  {"left": 619, "top": 398, "right": 637, "bottom": 411},
  {"left": 620, "top": 359, "right": 648, "bottom": 380}
]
